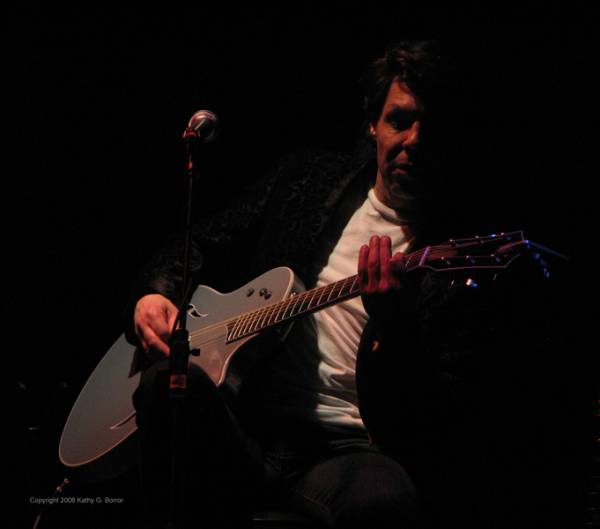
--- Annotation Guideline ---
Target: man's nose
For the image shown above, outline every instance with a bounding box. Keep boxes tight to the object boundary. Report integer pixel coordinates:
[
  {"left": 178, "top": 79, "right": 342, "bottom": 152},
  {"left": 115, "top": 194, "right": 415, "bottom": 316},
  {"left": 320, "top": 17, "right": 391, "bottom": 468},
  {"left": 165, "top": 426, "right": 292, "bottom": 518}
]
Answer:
[{"left": 403, "top": 121, "right": 421, "bottom": 154}]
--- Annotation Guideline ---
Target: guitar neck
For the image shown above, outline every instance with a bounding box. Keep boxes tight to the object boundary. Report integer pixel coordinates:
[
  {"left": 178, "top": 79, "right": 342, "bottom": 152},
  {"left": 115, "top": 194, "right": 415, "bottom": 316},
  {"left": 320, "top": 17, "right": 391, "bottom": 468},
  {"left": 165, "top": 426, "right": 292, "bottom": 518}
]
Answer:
[
  {"left": 224, "top": 230, "right": 541, "bottom": 343},
  {"left": 226, "top": 274, "right": 361, "bottom": 342},
  {"left": 225, "top": 250, "right": 428, "bottom": 343}
]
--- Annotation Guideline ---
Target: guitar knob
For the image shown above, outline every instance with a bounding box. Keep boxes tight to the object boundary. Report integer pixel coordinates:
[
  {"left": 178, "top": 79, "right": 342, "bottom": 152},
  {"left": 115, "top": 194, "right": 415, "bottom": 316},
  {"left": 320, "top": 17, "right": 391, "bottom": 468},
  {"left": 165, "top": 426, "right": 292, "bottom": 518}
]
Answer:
[{"left": 259, "top": 288, "right": 272, "bottom": 299}]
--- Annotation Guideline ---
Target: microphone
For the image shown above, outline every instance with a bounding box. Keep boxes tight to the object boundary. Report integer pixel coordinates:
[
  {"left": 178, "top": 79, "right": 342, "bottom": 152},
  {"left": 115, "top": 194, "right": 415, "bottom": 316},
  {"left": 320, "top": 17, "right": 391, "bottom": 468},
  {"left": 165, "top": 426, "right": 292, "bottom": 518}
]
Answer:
[{"left": 183, "top": 110, "right": 220, "bottom": 143}]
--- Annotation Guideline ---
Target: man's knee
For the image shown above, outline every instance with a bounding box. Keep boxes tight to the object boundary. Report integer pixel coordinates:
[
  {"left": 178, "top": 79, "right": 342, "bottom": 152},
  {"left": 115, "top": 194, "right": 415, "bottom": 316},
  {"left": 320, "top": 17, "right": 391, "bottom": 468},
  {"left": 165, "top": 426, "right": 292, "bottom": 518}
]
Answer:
[
  {"left": 332, "top": 486, "right": 418, "bottom": 529},
  {"left": 329, "top": 455, "right": 418, "bottom": 529}
]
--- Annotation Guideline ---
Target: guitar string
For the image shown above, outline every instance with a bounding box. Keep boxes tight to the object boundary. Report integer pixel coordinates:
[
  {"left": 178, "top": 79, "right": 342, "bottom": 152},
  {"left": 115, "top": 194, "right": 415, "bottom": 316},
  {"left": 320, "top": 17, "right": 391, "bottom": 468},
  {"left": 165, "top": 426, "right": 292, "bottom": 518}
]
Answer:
[
  {"left": 183, "top": 245, "right": 437, "bottom": 342},
  {"left": 184, "top": 242, "right": 509, "bottom": 343},
  {"left": 185, "top": 245, "right": 503, "bottom": 343},
  {"left": 188, "top": 335, "right": 233, "bottom": 349},
  {"left": 187, "top": 275, "right": 362, "bottom": 342}
]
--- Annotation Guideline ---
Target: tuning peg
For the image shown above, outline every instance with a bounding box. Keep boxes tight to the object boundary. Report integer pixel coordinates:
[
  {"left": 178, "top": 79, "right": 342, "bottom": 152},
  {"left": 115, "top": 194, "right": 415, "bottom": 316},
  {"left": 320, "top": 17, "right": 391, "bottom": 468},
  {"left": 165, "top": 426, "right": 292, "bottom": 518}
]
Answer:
[{"left": 465, "top": 278, "right": 479, "bottom": 288}]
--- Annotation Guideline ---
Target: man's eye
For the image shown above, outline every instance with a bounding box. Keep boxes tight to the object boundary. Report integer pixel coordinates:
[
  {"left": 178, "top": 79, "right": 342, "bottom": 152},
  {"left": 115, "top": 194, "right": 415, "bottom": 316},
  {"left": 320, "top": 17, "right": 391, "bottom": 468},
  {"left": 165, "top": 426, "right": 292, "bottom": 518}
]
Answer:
[
  {"left": 387, "top": 115, "right": 412, "bottom": 131},
  {"left": 391, "top": 119, "right": 411, "bottom": 130}
]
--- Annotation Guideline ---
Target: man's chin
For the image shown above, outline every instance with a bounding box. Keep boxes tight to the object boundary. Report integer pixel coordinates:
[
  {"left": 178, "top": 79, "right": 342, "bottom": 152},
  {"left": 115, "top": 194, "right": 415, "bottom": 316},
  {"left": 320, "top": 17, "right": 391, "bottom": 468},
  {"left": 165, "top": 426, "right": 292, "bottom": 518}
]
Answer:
[
  {"left": 382, "top": 187, "right": 422, "bottom": 219},
  {"left": 384, "top": 178, "right": 422, "bottom": 206}
]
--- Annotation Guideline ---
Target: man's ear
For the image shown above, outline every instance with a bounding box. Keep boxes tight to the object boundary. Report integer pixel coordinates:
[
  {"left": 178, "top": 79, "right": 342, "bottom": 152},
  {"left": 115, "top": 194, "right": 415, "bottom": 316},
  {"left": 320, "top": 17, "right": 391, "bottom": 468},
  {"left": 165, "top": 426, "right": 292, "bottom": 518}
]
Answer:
[{"left": 369, "top": 123, "right": 377, "bottom": 139}]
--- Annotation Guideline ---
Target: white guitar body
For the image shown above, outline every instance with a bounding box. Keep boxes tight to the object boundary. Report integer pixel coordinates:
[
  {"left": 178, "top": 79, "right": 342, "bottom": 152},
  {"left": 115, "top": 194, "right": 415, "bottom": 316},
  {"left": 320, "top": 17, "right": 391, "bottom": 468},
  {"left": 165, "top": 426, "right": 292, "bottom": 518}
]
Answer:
[
  {"left": 186, "top": 266, "right": 302, "bottom": 385},
  {"left": 59, "top": 267, "right": 302, "bottom": 479}
]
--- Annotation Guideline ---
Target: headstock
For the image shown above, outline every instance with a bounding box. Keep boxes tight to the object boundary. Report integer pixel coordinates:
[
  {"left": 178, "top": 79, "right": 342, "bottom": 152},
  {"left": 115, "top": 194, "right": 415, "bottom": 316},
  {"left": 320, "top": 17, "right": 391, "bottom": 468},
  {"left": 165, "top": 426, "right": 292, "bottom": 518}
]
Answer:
[{"left": 412, "top": 231, "right": 568, "bottom": 275}]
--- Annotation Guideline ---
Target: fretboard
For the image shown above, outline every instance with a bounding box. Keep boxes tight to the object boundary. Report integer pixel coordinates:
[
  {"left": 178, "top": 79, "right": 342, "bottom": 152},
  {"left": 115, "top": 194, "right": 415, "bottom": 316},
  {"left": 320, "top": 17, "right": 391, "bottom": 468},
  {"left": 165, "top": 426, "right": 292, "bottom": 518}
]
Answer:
[
  {"left": 225, "top": 274, "right": 361, "bottom": 342},
  {"left": 225, "top": 250, "right": 427, "bottom": 343}
]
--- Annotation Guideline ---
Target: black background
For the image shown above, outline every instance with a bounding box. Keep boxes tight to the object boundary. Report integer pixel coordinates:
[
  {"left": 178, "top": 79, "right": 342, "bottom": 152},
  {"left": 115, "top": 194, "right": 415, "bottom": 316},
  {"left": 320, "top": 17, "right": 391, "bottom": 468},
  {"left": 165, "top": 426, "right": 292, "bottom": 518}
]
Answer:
[{"left": 11, "top": 5, "right": 597, "bottom": 528}]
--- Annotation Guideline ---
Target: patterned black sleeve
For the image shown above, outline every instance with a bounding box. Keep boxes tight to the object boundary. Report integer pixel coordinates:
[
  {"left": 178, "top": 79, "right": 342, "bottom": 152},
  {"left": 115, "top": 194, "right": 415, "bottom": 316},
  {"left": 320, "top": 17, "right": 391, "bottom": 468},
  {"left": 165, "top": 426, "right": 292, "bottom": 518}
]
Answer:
[{"left": 122, "top": 154, "right": 295, "bottom": 344}]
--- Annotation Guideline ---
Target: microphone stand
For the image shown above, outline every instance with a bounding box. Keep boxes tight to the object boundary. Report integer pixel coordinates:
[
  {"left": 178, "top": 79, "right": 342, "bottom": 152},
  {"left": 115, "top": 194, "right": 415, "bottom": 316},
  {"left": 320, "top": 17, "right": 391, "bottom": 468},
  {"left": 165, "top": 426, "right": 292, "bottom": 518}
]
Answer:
[{"left": 167, "top": 129, "right": 201, "bottom": 529}]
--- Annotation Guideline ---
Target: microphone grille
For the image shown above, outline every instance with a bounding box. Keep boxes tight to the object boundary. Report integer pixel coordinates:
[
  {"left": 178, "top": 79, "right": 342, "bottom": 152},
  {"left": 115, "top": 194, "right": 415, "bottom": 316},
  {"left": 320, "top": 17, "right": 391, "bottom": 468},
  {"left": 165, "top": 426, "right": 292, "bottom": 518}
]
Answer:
[{"left": 187, "top": 110, "right": 219, "bottom": 143}]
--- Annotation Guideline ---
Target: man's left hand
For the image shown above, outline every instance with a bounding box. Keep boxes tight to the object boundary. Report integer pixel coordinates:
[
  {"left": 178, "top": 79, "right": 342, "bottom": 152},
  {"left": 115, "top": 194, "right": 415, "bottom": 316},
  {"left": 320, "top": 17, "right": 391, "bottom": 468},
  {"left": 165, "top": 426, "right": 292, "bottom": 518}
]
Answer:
[{"left": 358, "top": 235, "right": 413, "bottom": 323}]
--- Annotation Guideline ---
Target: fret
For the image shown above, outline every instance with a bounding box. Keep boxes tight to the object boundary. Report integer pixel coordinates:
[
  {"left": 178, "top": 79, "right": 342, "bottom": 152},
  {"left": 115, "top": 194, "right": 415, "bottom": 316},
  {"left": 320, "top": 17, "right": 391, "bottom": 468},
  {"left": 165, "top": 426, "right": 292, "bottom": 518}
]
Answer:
[
  {"left": 273, "top": 300, "right": 287, "bottom": 323},
  {"left": 267, "top": 304, "right": 281, "bottom": 325},
  {"left": 417, "top": 246, "right": 431, "bottom": 268},
  {"left": 342, "top": 276, "right": 357, "bottom": 298},
  {"left": 324, "top": 283, "right": 335, "bottom": 303},
  {"left": 232, "top": 313, "right": 245, "bottom": 339},
  {"left": 265, "top": 303, "right": 277, "bottom": 326},
  {"left": 289, "top": 292, "right": 303, "bottom": 316},
  {"left": 260, "top": 305, "right": 274, "bottom": 328},
  {"left": 334, "top": 278, "right": 349, "bottom": 298},
  {"left": 228, "top": 319, "right": 238, "bottom": 341},
  {"left": 295, "top": 292, "right": 311, "bottom": 315},
  {"left": 315, "top": 285, "right": 328, "bottom": 307},
  {"left": 347, "top": 277, "right": 357, "bottom": 294},
  {"left": 328, "top": 283, "right": 340, "bottom": 301},
  {"left": 256, "top": 305, "right": 271, "bottom": 330},
  {"left": 338, "top": 277, "right": 353, "bottom": 297},
  {"left": 349, "top": 275, "right": 359, "bottom": 294},
  {"left": 231, "top": 315, "right": 246, "bottom": 340},
  {"left": 240, "top": 312, "right": 255, "bottom": 336},
  {"left": 250, "top": 310, "right": 264, "bottom": 333},
  {"left": 296, "top": 294, "right": 310, "bottom": 315},
  {"left": 288, "top": 296, "right": 300, "bottom": 317},
  {"left": 242, "top": 307, "right": 267, "bottom": 338},
  {"left": 327, "top": 280, "right": 342, "bottom": 302},
  {"left": 245, "top": 313, "right": 257, "bottom": 334},
  {"left": 238, "top": 314, "right": 250, "bottom": 338},
  {"left": 266, "top": 303, "right": 279, "bottom": 327},
  {"left": 226, "top": 321, "right": 237, "bottom": 341},
  {"left": 307, "top": 290, "right": 320, "bottom": 311},
  {"left": 227, "top": 319, "right": 239, "bottom": 341},
  {"left": 280, "top": 298, "right": 294, "bottom": 320}
]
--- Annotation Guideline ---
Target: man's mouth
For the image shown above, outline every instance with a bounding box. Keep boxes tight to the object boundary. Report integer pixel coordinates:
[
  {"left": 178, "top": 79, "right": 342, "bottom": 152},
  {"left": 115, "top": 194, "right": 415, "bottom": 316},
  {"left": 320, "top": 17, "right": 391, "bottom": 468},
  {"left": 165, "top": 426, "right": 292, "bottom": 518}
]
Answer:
[
  {"left": 390, "top": 163, "right": 425, "bottom": 176},
  {"left": 385, "top": 165, "right": 426, "bottom": 198}
]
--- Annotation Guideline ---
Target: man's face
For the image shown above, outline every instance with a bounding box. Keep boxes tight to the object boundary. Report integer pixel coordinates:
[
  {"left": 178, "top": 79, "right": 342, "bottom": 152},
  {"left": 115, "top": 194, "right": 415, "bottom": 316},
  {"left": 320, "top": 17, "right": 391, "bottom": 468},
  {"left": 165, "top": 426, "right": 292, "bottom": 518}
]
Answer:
[{"left": 370, "top": 79, "right": 428, "bottom": 217}]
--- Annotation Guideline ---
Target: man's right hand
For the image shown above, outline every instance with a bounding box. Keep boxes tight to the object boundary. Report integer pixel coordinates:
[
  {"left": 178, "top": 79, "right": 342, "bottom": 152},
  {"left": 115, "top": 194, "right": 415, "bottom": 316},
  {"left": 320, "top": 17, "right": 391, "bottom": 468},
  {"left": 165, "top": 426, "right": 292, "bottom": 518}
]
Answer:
[{"left": 134, "top": 294, "right": 179, "bottom": 356}]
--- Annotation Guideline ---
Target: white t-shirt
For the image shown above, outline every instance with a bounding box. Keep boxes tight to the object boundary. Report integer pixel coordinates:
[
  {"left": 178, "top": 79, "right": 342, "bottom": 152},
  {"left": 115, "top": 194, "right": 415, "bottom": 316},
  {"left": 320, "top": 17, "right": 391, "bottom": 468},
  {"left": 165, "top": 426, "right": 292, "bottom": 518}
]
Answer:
[{"left": 271, "top": 188, "right": 414, "bottom": 431}]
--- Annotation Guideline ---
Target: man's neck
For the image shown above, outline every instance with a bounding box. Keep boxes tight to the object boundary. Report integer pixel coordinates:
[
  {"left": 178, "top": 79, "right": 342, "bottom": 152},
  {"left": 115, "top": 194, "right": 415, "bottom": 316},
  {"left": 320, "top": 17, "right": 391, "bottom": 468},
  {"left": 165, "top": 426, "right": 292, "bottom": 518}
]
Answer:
[{"left": 373, "top": 171, "right": 417, "bottom": 223}]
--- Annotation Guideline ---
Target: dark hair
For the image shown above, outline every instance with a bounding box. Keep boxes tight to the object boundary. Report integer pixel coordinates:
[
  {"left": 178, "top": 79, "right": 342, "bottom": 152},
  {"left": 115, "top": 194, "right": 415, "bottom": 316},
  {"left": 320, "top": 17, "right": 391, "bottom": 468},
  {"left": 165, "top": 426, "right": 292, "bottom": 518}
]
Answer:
[
  {"left": 362, "top": 41, "right": 444, "bottom": 124},
  {"left": 359, "top": 41, "right": 470, "bottom": 244}
]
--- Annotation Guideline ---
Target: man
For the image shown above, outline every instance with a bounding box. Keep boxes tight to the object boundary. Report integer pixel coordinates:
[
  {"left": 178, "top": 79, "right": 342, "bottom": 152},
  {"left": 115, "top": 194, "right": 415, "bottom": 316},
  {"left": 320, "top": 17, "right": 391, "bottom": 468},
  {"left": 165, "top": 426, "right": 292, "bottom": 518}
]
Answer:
[
  {"left": 129, "top": 40, "right": 447, "bottom": 529},
  {"left": 129, "top": 41, "right": 565, "bottom": 529}
]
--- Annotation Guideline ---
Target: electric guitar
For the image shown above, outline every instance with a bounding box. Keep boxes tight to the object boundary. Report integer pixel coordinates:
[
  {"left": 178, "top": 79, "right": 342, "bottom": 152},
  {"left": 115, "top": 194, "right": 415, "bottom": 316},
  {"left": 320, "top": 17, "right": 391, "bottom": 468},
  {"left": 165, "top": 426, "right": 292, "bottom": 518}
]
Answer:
[{"left": 58, "top": 231, "right": 564, "bottom": 479}]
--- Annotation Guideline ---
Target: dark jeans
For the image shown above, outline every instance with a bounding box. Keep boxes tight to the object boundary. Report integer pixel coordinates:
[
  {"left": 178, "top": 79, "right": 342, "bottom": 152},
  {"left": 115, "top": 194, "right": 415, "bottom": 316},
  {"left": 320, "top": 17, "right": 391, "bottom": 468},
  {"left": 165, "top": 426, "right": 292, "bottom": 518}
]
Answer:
[{"left": 133, "top": 360, "right": 418, "bottom": 529}]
